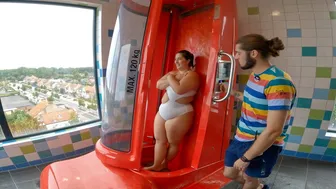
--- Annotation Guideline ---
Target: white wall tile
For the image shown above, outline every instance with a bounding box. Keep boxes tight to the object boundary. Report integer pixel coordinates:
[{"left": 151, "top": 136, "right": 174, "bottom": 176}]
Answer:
[
  {"left": 295, "top": 108, "right": 310, "bottom": 119},
  {"left": 314, "top": 12, "right": 331, "bottom": 20},
  {"left": 287, "top": 66, "right": 301, "bottom": 77},
  {"left": 292, "top": 77, "right": 301, "bottom": 86},
  {"left": 287, "top": 126, "right": 292, "bottom": 134},
  {"left": 298, "top": 87, "right": 314, "bottom": 98},
  {"left": 301, "top": 128, "right": 319, "bottom": 145},
  {"left": 284, "top": 5, "right": 299, "bottom": 12},
  {"left": 317, "top": 57, "right": 333, "bottom": 66},
  {"left": 314, "top": 78, "right": 331, "bottom": 89},
  {"left": 259, "top": 6, "right": 272, "bottom": 14},
  {"left": 287, "top": 20, "right": 301, "bottom": 28},
  {"left": 273, "top": 21, "right": 287, "bottom": 29},
  {"left": 259, "top": 0, "right": 272, "bottom": 6},
  {"left": 317, "top": 47, "right": 333, "bottom": 57},
  {"left": 311, "top": 99, "right": 328, "bottom": 109},
  {"left": 298, "top": 4, "right": 314, "bottom": 11},
  {"left": 261, "top": 21, "right": 273, "bottom": 30},
  {"left": 283, "top": 0, "right": 297, "bottom": 5},
  {"left": 285, "top": 143, "right": 300, "bottom": 151},
  {"left": 302, "top": 29, "right": 317, "bottom": 37},
  {"left": 273, "top": 14, "right": 286, "bottom": 21},
  {"left": 321, "top": 120, "right": 330, "bottom": 130},
  {"left": 315, "top": 20, "right": 332, "bottom": 29},
  {"left": 273, "top": 29, "right": 287, "bottom": 37},
  {"left": 297, "top": 0, "right": 312, "bottom": 4},
  {"left": 301, "top": 67, "right": 317, "bottom": 77},
  {"left": 249, "top": 23, "right": 261, "bottom": 31},
  {"left": 293, "top": 117, "right": 309, "bottom": 127},
  {"left": 73, "top": 139, "right": 93, "bottom": 150},
  {"left": 57, "top": 134, "right": 72, "bottom": 146},
  {"left": 4, "top": 145, "right": 22, "bottom": 157},
  {"left": 299, "top": 12, "right": 315, "bottom": 20},
  {"left": 287, "top": 57, "right": 302, "bottom": 66},
  {"left": 248, "top": 15, "right": 260, "bottom": 23},
  {"left": 271, "top": 5, "right": 285, "bottom": 11},
  {"left": 260, "top": 13, "right": 273, "bottom": 21},
  {"left": 317, "top": 37, "right": 333, "bottom": 46},
  {"left": 247, "top": 0, "right": 259, "bottom": 6},
  {"left": 301, "top": 20, "right": 316, "bottom": 29},
  {"left": 300, "top": 77, "right": 316, "bottom": 87},
  {"left": 333, "top": 38, "right": 336, "bottom": 47},
  {"left": 261, "top": 29, "right": 274, "bottom": 38},
  {"left": 285, "top": 13, "right": 300, "bottom": 20},
  {"left": 24, "top": 153, "right": 40, "bottom": 161},
  {"left": 331, "top": 20, "right": 336, "bottom": 29},
  {"left": 286, "top": 47, "right": 302, "bottom": 57},
  {"left": 326, "top": 100, "right": 335, "bottom": 110},
  {"left": 328, "top": 3, "right": 336, "bottom": 11},
  {"left": 302, "top": 38, "right": 317, "bottom": 46},
  {"left": 302, "top": 57, "right": 317, "bottom": 67},
  {"left": 317, "top": 29, "right": 332, "bottom": 37},
  {"left": 332, "top": 66, "right": 336, "bottom": 76},
  {"left": 313, "top": 3, "right": 329, "bottom": 12},
  {"left": 0, "top": 158, "right": 13, "bottom": 167},
  {"left": 288, "top": 38, "right": 302, "bottom": 47},
  {"left": 47, "top": 138, "right": 62, "bottom": 149}
]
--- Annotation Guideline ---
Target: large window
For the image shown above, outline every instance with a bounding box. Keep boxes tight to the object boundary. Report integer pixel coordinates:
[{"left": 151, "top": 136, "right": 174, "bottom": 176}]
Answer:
[{"left": 0, "top": 2, "right": 100, "bottom": 139}]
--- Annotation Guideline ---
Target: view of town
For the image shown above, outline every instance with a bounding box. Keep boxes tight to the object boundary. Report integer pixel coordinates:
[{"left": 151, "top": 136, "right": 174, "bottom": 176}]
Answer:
[{"left": 0, "top": 67, "right": 99, "bottom": 138}]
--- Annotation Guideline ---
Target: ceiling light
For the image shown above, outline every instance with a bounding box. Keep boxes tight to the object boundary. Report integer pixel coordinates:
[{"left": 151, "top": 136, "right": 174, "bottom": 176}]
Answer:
[{"left": 272, "top": 11, "right": 280, "bottom": 16}]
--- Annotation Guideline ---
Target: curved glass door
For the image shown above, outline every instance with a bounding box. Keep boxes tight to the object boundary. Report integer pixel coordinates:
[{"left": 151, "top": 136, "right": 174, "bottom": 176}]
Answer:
[{"left": 101, "top": 0, "right": 151, "bottom": 152}]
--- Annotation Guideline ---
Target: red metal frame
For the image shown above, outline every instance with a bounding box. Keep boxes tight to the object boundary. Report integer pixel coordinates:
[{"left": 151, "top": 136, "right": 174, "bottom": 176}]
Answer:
[{"left": 40, "top": 0, "right": 238, "bottom": 188}]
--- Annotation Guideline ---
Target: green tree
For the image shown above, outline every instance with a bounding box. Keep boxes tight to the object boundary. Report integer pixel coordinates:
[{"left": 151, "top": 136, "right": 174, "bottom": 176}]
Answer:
[
  {"left": 33, "top": 92, "right": 38, "bottom": 97},
  {"left": 88, "top": 104, "right": 97, "bottom": 110},
  {"left": 6, "top": 110, "right": 40, "bottom": 135},
  {"left": 60, "top": 88, "right": 66, "bottom": 94},
  {"left": 78, "top": 98, "right": 85, "bottom": 107},
  {"left": 22, "top": 85, "right": 26, "bottom": 91},
  {"left": 47, "top": 95, "right": 54, "bottom": 102},
  {"left": 69, "top": 111, "right": 79, "bottom": 125},
  {"left": 54, "top": 93, "right": 60, "bottom": 99}
]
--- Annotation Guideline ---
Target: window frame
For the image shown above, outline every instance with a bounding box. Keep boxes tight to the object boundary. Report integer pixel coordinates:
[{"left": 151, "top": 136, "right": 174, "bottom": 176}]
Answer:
[{"left": 0, "top": 0, "right": 102, "bottom": 142}]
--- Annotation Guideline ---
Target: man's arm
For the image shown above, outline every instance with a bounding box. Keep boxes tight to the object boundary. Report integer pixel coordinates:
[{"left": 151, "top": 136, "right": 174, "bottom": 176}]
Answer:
[
  {"left": 243, "top": 77, "right": 296, "bottom": 160},
  {"left": 232, "top": 90, "right": 244, "bottom": 101},
  {"left": 243, "top": 110, "right": 288, "bottom": 160},
  {"left": 219, "top": 83, "right": 243, "bottom": 101}
]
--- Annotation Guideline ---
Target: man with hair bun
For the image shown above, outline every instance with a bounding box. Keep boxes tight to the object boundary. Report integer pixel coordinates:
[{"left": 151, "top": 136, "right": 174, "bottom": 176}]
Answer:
[{"left": 221, "top": 34, "right": 297, "bottom": 189}]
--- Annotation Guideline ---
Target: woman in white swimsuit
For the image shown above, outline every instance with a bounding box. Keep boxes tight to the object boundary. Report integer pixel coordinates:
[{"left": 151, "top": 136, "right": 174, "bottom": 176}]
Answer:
[{"left": 144, "top": 50, "right": 200, "bottom": 172}]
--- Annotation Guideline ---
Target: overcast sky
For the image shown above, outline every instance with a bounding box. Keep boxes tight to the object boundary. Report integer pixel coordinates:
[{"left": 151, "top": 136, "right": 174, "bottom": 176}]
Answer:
[{"left": 0, "top": 2, "right": 94, "bottom": 70}]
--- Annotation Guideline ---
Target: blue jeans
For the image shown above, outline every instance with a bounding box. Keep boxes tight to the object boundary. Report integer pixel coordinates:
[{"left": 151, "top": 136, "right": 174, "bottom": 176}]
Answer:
[{"left": 224, "top": 139, "right": 282, "bottom": 178}]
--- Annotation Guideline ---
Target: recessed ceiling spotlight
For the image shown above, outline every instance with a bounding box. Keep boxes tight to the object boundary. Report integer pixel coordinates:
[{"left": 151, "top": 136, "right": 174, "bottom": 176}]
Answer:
[{"left": 272, "top": 10, "right": 280, "bottom": 16}]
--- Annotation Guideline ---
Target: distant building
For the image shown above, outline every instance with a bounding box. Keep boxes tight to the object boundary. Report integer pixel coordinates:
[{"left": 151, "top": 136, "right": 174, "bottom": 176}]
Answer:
[
  {"left": 28, "top": 100, "right": 76, "bottom": 130},
  {"left": 2, "top": 95, "right": 35, "bottom": 115}
]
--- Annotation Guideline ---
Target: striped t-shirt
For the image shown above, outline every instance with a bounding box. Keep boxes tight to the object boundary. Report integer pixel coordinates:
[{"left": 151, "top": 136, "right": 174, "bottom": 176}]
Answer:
[{"left": 235, "top": 65, "right": 296, "bottom": 146}]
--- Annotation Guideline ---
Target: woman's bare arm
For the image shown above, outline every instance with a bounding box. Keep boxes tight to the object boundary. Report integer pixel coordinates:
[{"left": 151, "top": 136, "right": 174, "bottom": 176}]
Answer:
[
  {"left": 156, "top": 71, "right": 177, "bottom": 90},
  {"left": 167, "top": 71, "right": 200, "bottom": 94}
]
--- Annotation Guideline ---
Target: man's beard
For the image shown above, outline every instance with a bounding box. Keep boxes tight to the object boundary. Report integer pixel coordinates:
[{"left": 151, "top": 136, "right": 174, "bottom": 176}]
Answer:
[{"left": 240, "top": 53, "right": 256, "bottom": 70}]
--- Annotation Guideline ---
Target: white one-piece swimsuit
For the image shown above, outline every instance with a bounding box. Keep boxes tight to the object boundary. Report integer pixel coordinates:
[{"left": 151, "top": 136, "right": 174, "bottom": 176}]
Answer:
[{"left": 158, "top": 86, "right": 196, "bottom": 120}]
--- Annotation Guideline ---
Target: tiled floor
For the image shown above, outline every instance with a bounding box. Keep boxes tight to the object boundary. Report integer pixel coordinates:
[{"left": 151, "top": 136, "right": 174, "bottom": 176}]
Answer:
[
  {"left": 0, "top": 156, "right": 335, "bottom": 189},
  {"left": 0, "top": 163, "right": 46, "bottom": 189},
  {"left": 223, "top": 155, "right": 336, "bottom": 189}
]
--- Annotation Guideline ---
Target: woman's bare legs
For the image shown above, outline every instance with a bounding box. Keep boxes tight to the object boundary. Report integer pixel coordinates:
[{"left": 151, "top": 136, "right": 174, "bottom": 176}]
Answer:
[
  {"left": 162, "top": 111, "right": 193, "bottom": 168},
  {"left": 144, "top": 113, "right": 168, "bottom": 171}
]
